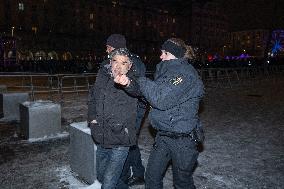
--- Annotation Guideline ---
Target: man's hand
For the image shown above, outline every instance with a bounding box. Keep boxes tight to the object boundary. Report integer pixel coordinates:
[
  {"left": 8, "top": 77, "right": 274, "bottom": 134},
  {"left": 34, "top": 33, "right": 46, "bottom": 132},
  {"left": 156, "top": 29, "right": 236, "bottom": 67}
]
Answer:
[
  {"left": 91, "top": 120, "right": 97, "bottom": 124},
  {"left": 114, "top": 74, "right": 131, "bottom": 86}
]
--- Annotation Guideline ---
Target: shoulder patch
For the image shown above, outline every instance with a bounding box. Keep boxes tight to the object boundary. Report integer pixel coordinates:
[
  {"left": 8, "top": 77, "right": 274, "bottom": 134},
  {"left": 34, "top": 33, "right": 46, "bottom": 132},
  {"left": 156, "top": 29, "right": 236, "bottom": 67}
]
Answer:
[{"left": 170, "top": 76, "right": 183, "bottom": 85}]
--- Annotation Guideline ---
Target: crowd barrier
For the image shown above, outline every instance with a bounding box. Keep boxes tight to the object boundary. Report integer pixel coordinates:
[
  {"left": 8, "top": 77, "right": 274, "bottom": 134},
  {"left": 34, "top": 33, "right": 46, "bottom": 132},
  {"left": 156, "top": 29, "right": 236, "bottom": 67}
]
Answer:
[
  {"left": 0, "top": 65, "right": 283, "bottom": 102},
  {"left": 0, "top": 73, "right": 96, "bottom": 103},
  {"left": 199, "top": 65, "right": 284, "bottom": 88}
]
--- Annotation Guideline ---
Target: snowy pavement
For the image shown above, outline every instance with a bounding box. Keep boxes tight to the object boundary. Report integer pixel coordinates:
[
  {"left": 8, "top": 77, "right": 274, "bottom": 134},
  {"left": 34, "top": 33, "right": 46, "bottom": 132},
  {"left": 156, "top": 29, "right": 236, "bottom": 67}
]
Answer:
[{"left": 0, "top": 77, "right": 283, "bottom": 189}]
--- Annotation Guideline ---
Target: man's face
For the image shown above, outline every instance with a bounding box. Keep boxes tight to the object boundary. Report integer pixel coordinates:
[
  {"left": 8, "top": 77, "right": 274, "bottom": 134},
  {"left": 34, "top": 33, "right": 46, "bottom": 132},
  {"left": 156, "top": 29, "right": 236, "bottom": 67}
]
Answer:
[
  {"left": 106, "top": 45, "right": 115, "bottom": 54},
  {"left": 111, "top": 55, "right": 132, "bottom": 77}
]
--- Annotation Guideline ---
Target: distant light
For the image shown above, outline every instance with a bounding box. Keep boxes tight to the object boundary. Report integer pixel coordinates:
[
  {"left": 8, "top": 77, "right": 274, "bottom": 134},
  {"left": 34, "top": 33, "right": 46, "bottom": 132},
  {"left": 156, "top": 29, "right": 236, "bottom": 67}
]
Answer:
[{"left": 267, "top": 60, "right": 270, "bottom": 64}]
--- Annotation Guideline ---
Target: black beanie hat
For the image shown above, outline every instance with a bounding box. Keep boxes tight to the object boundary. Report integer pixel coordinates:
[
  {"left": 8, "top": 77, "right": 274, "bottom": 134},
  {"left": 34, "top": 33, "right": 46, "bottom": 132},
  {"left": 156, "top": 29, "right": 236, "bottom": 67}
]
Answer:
[
  {"left": 161, "top": 40, "right": 186, "bottom": 58},
  {"left": 106, "top": 34, "right": 127, "bottom": 49}
]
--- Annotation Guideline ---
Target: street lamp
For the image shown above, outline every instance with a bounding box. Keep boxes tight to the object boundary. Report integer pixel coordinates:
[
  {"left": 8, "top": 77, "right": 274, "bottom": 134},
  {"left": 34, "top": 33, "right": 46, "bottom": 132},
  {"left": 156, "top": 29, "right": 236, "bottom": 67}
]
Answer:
[
  {"left": 223, "top": 45, "right": 226, "bottom": 55},
  {"left": 11, "top": 26, "right": 15, "bottom": 37}
]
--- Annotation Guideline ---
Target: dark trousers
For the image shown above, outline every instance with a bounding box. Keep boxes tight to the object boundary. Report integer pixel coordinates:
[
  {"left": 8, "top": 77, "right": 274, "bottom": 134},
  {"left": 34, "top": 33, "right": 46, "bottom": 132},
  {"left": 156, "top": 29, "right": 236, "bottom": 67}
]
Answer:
[
  {"left": 145, "top": 134, "right": 199, "bottom": 189},
  {"left": 121, "top": 105, "right": 146, "bottom": 182},
  {"left": 121, "top": 145, "right": 145, "bottom": 180}
]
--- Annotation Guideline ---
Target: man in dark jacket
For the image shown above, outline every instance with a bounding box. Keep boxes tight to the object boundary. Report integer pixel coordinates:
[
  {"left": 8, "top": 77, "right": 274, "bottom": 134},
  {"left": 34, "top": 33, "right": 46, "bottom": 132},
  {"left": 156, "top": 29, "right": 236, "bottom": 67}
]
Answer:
[
  {"left": 105, "top": 34, "right": 147, "bottom": 187},
  {"left": 114, "top": 38, "right": 204, "bottom": 189},
  {"left": 88, "top": 34, "right": 145, "bottom": 188},
  {"left": 88, "top": 48, "right": 137, "bottom": 189}
]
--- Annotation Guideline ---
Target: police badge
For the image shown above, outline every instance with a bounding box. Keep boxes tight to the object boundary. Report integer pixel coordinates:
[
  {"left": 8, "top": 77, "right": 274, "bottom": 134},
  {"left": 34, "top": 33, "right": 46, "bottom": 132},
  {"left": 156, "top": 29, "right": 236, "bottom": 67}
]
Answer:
[{"left": 170, "top": 76, "right": 183, "bottom": 85}]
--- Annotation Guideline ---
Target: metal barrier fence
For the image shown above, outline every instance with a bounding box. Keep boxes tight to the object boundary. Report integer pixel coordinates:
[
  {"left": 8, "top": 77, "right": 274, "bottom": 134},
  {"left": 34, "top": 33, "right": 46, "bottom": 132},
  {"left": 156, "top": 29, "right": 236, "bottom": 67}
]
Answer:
[
  {"left": 0, "top": 65, "right": 283, "bottom": 102},
  {"left": 199, "top": 65, "right": 284, "bottom": 88},
  {"left": 0, "top": 73, "right": 96, "bottom": 103}
]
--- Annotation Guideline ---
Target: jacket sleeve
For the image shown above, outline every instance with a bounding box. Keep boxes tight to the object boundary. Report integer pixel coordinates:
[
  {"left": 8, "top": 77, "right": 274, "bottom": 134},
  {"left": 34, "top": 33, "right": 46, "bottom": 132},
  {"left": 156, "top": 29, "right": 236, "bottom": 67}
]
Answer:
[
  {"left": 137, "top": 70, "right": 200, "bottom": 110},
  {"left": 87, "top": 67, "right": 106, "bottom": 122},
  {"left": 122, "top": 75, "right": 144, "bottom": 97}
]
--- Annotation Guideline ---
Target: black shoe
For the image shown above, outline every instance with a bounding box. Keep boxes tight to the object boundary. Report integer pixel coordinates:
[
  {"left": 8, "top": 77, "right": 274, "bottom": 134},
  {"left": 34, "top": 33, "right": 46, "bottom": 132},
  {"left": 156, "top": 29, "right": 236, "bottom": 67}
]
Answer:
[{"left": 127, "top": 176, "right": 145, "bottom": 186}]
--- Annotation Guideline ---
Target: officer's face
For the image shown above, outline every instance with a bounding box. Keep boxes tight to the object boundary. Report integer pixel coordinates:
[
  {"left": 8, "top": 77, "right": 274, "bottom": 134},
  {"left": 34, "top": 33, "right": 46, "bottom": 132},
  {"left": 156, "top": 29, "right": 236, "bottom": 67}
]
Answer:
[
  {"left": 111, "top": 55, "right": 132, "bottom": 77},
  {"left": 160, "top": 50, "right": 177, "bottom": 61}
]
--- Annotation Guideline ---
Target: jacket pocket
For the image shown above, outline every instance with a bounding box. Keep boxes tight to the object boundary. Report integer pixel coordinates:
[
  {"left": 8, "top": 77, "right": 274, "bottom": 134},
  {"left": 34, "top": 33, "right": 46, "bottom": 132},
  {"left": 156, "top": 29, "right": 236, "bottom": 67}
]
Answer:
[
  {"left": 107, "top": 123, "right": 130, "bottom": 145},
  {"left": 90, "top": 122, "right": 103, "bottom": 144}
]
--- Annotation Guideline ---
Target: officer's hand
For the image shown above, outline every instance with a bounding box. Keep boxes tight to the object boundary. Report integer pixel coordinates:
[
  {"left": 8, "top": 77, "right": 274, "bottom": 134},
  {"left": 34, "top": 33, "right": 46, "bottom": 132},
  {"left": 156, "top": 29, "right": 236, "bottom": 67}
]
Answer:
[{"left": 114, "top": 74, "right": 130, "bottom": 86}]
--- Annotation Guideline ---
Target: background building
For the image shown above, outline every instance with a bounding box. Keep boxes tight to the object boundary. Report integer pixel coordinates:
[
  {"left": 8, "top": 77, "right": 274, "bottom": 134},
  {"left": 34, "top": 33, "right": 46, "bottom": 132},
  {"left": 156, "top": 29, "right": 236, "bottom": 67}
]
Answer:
[
  {"left": 225, "top": 29, "right": 269, "bottom": 58},
  {"left": 191, "top": 1, "right": 228, "bottom": 56},
  {"left": 0, "top": 0, "right": 194, "bottom": 64}
]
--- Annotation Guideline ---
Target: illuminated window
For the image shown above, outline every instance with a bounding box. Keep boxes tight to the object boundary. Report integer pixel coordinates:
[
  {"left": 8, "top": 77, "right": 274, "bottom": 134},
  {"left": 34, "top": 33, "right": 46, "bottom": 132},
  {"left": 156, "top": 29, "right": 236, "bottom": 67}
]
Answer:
[
  {"left": 173, "top": 18, "right": 176, "bottom": 23},
  {"left": 90, "top": 23, "right": 94, "bottom": 29},
  {"left": 90, "top": 13, "right": 94, "bottom": 19},
  {"left": 112, "top": 1, "right": 117, "bottom": 7},
  {"left": 32, "top": 26, "right": 37, "bottom": 34},
  {"left": 136, "top": 21, "right": 139, "bottom": 26},
  {"left": 19, "top": 2, "right": 24, "bottom": 11}
]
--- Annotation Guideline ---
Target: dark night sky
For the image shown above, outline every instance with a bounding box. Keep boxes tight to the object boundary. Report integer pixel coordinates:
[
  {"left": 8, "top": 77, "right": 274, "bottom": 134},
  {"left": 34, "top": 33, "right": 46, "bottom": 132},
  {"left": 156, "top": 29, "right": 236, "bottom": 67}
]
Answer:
[
  {"left": 214, "top": 0, "right": 284, "bottom": 31},
  {"left": 155, "top": 0, "right": 283, "bottom": 31}
]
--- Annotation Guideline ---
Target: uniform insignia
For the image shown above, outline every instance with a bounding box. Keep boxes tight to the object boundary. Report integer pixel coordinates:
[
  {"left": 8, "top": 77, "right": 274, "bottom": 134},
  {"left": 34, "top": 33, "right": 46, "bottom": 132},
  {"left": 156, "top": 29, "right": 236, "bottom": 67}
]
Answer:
[{"left": 170, "top": 77, "right": 183, "bottom": 85}]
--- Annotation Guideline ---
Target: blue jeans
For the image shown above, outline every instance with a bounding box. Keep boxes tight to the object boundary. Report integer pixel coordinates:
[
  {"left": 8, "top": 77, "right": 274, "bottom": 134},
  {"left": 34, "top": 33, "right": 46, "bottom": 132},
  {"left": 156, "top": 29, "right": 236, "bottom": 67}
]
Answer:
[
  {"left": 96, "top": 145, "right": 129, "bottom": 189},
  {"left": 145, "top": 134, "right": 199, "bottom": 189}
]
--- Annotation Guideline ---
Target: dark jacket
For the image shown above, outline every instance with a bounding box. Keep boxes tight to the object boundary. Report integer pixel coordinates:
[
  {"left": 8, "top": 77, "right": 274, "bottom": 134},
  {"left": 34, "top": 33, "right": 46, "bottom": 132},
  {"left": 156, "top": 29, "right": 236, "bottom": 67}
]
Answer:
[
  {"left": 129, "top": 58, "right": 204, "bottom": 134},
  {"left": 88, "top": 60, "right": 138, "bottom": 148}
]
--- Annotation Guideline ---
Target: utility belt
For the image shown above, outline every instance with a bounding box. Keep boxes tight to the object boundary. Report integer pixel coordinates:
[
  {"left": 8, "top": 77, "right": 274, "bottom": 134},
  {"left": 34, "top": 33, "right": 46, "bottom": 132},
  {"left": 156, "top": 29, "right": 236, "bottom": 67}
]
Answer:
[{"left": 157, "top": 129, "right": 197, "bottom": 142}]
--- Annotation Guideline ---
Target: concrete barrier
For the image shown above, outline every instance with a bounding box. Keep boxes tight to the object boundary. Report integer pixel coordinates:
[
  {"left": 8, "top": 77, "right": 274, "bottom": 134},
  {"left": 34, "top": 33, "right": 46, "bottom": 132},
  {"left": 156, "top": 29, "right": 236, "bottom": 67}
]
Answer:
[
  {"left": 0, "top": 93, "right": 29, "bottom": 121},
  {"left": 69, "top": 121, "right": 97, "bottom": 184},
  {"left": 19, "top": 100, "right": 61, "bottom": 140}
]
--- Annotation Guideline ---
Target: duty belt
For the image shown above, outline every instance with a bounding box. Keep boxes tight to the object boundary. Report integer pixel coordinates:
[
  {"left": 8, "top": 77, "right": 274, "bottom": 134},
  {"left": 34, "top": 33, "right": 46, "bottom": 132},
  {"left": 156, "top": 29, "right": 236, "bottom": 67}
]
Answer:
[{"left": 157, "top": 130, "right": 196, "bottom": 141}]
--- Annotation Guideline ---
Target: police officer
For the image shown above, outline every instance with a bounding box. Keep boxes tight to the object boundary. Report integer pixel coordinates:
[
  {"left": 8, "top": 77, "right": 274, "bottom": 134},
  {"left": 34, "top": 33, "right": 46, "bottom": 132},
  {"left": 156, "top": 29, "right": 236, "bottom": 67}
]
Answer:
[{"left": 114, "top": 38, "right": 204, "bottom": 189}]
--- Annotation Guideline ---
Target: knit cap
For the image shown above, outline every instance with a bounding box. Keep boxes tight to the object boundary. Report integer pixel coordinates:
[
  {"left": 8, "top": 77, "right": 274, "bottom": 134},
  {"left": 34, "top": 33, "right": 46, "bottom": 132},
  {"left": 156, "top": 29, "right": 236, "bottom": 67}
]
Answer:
[{"left": 106, "top": 34, "right": 127, "bottom": 49}]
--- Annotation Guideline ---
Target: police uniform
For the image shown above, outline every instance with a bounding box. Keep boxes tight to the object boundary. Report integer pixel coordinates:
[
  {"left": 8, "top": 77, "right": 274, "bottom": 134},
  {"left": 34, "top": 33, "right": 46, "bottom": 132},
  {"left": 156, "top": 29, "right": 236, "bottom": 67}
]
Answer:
[{"left": 127, "top": 40, "right": 204, "bottom": 189}]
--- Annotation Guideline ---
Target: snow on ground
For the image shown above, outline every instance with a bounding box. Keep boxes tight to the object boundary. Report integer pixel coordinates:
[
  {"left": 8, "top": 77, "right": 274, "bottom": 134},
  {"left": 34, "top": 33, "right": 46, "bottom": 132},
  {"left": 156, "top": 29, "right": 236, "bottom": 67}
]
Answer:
[{"left": 0, "top": 76, "right": 284, "bottom": 189}]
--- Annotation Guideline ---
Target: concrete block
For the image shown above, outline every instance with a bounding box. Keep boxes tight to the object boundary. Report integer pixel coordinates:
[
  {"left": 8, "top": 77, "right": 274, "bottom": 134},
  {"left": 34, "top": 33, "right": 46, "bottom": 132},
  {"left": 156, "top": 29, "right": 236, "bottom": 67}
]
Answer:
[
  {"left": 0, "top": 93, "right": 29, "bottom": 121},
  {"left": 0, "top": 85, "right": 7, "bottom": 93},
  {"left": 20, "top": 100, "right": 61, "bottom": 140},
  {"left": 70, "top": 121, "right": 96, "bottom": 184}
]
